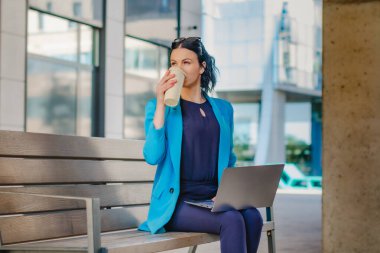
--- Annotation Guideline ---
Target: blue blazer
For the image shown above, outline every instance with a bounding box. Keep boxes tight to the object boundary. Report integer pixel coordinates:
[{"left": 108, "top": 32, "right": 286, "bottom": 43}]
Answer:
[{"left": 138, "top": 92, "right": 237, "bottom": 234}]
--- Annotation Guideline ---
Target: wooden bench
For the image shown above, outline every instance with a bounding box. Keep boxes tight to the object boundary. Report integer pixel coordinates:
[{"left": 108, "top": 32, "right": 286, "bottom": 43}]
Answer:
[{"left": 0, "top": 130, "right": 276, "bottom": 253}]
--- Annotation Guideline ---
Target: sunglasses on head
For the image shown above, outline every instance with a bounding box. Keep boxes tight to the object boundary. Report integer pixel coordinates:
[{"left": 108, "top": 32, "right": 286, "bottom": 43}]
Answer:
[{"left": 172, "top": 37, "right": 201, "bottom": 46}]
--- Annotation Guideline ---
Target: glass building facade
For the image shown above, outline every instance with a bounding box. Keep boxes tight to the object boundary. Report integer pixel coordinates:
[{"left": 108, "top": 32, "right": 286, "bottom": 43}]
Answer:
[
  {"left": 26, "top": 1, "right": 102, "bottom": 136},
  {"left": 123, "top": 0, "right": 178, "bottom": 139},
  {"left": 124, "top": 37, "right": 170, "bottom": 139}
]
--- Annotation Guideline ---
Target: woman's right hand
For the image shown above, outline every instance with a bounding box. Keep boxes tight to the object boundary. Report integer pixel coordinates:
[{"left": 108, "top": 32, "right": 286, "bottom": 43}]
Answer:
[
  {"left": 153, "top": 70, "right": 177, "bottom": 129},
  {"left": 156, "top": 70, "right": 177, "bottom": 106}
]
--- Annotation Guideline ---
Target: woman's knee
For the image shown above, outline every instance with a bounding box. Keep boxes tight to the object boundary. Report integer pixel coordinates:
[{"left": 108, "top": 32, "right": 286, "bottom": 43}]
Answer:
[
  {"left": 219, "top": 210, "right": 245, "bottom": 230},
  {"left": 241, "top": 208, "right": 263, "bottom": 226}
]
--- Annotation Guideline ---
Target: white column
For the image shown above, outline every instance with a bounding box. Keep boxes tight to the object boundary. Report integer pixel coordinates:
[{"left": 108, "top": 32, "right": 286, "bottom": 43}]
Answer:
[
  {"left": 0, "top": 0, "right": 27, "bottom": 131},
  {"left": 255, "top": 0, "right": 286, "bottom": 165},
  {"left": 104, "top": 0, "right": 125, "bottom": 139},
  {"left": 255, "top": 84, "right": 286, "bottom": 165}
]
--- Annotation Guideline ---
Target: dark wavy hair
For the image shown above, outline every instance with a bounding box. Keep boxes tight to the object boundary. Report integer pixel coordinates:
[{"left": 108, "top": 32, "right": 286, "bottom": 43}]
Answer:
[{"left": 171, "top": 37, "right": 218, "bottom": 94}]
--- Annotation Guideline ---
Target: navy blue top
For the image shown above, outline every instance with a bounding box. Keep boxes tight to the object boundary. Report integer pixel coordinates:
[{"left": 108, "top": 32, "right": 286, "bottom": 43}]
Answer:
[{"left": 179, "top": 98, "right": 220, "bottom": 200}]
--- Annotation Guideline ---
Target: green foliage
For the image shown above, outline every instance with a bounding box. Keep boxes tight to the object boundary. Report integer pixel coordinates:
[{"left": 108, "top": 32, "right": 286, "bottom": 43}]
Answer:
[
  {"left": 233, "top": 134, "right": 255, "bottom": 162},
  {"left": 286, "top": 135, "right": 312, "bottom": 175},
  {"left": 233, "top": 134, "right": 312, "bottom": 175}
]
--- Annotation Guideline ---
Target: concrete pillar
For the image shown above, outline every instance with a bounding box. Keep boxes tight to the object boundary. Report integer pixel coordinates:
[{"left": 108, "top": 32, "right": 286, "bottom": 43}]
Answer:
[
  {"left": 104, "top": 0, "right": 125, "bottom": 138},
  {"left": 0, "top": 0, "right": 27, "bottom": 131},
  {"left": 323, "top": 0, "right": 380, "bottom": 252}
]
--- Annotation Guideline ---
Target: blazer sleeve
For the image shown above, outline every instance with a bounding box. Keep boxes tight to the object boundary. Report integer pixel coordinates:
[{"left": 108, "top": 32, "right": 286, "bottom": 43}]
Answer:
[
  {"left": 227, "top": 103, "right": 237, "bottom": 167},
  {"left": 143, "top": 99, "right": 167, "bottom": 165}
]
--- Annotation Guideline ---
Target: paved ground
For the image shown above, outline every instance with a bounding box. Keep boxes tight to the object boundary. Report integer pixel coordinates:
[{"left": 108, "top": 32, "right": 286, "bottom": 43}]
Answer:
[{"left": 163, "top": 190, "right": 322, "bottom": 253}]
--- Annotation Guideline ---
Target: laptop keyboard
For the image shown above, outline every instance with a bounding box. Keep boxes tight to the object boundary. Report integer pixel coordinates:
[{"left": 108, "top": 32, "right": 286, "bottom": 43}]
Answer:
[{"left": 185, "top": 199, "right": 214, "bottom": 209}]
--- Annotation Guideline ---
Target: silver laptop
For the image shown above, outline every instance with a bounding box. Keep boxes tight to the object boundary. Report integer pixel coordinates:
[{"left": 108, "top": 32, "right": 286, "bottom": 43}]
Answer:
[{"left": 185, "top": 164, "right": 284, "bottom": 212}]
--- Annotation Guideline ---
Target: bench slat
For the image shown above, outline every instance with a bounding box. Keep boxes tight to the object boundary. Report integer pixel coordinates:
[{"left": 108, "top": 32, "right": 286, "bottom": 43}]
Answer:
[
  {"left": 0, "top": 158, "right": 155, "bottom": 185},
  {"left": 0, "top": 206, "right": 149, "bottom": 244},
  {"left": 0, "top": 131, "right": 145, "bottom": 159},
  {"left": 0, "top": 184, "right": 153, "bottom": 214},
  {"left": 0, "top": 230, "right": 219, "bottom": 253},
  {"left": 105, "top": 232, "right": 219, "bottom": 253}
]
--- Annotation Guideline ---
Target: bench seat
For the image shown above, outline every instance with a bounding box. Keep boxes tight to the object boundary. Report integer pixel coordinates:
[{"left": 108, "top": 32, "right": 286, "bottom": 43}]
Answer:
[{"left": 1, "top": 221, "right": 273, "bottom": 253}]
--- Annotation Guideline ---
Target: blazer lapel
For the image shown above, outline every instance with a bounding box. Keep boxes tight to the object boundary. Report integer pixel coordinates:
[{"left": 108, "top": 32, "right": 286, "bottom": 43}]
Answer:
[{"left": 166, "top": 104, "right": 183, "bottom": 180}]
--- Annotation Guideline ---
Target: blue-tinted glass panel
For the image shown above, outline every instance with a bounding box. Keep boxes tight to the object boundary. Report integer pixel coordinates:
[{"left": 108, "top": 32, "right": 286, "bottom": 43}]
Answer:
[
  {"left": 77, "top": 68, "right": 93, "bottom": 136},
  {"left": 80, "top": 24, "right": 95, "bottom": 65},
  {"left": 125, "top": 37, "right": 168, "bottom": 79},
  {"left": 285, "top": 102, "right": 312, "bottom": 175},
  {"left": 27, "top": 57, "right": 93, "bottom": 136},
  {"left": 28, "top": 10, "right": 96, "bottom": 66},
  {"left": 28, "top": 10, "right": 78, "bottom": 62},
  {"left": 27, "top": 58, "right": 77, "bottom": 135},
  {"left": 27, "top": 10, "right": 95, "bottom": 136},
  {"left": 232, "top": 103, "right": 260, "bottom": 164},
  {"left": 124, "top": 37, "right": 169, "bottom": 139},
  {"left": 29, "top": 0, "right": 103, "bottom": 27},
  {"left": 125, "top": 0, "right": 177, "bottom": 45}
]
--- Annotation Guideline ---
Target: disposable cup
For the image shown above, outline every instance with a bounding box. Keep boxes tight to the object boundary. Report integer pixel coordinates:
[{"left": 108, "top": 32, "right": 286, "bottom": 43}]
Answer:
[{"left": 164, "top": 67, "right": 186, "bottom": 107}]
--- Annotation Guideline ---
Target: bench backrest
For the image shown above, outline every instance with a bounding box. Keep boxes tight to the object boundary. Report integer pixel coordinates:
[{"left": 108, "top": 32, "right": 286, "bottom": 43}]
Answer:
[{"left": 0, "top": 130, "right": 155, "bottom": 245}]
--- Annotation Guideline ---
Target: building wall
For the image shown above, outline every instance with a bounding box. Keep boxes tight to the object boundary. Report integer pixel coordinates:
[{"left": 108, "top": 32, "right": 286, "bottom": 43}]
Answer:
[
  {"left": 104, "top": 0, "right": 125, "bottom": 138},
  {"left": 0, "top": 0, "right": 27, "bottom": 131}
]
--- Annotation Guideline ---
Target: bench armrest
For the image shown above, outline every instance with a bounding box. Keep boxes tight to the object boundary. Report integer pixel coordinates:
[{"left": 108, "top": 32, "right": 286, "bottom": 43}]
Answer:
[{"left": 0, "top": 191, "right": 101, "bottom": 253}]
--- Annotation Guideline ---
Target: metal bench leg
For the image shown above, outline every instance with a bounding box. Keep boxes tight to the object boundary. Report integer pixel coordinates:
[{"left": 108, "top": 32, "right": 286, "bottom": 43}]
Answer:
[
  {"left": 188, "top": 245, "right": 197, "bottom": 253},
  {"left": 267, "top": 230, "right": 276, "bottom": 253},
  {"left": 266, "top": 206, "right": 276, "bottom": 253}
]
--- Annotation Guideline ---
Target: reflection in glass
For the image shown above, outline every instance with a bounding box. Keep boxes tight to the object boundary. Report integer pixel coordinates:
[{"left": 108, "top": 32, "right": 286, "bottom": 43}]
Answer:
[
  {"left": 27, "top": 59, "right": 77, "bottom": 135},
  {"left": 285, "top": 103, "right": 312, "bottom": 175},
  {"left": 232, "top": 103, "right": 260, "bottom": 165},
  {"left": 29, "top": 0, "right": 103, "bottom": 27},
  {"left": 28, "top": 10, "right": 78, "bottom": 62},
  {"left": 80, "top": 24, "right": 96, "bottom": 65},
  {"left": 125, "top": 0, "right": 178, "bottom": 45},
  {"left": 27, "top": 10, "right": 96, "bottom": 136},
  {"left": 125, "top": 38, "right": 161, "bottom": 79},
  {"left": 275, "top": 2, "right": 321, "bottom": 90},
  {"left": 28, "top": 10, "right": 96, "bottom": 65},
  {"left": 124, "top": 37, "right": 169, "bottom": 139},
  {"left": 276, "top": 19, "right": 318, "bottom": 89},
  {"left": 77, "top": 68, "right": 93, "bottom": 136},
  {"left": 27, "top": 58, "right": 93, "bottom": 136}
]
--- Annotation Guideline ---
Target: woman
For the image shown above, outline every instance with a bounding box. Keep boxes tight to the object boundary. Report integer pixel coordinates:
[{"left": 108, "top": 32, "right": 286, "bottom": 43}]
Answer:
[{"left": 138, "top": 37, "right": 263, "bottom": 253}]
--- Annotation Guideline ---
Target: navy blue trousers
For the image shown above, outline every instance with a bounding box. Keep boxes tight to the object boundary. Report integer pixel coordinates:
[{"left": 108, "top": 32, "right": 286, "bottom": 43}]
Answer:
[{"left": 165, "top": 199, "right": 263, "bottom": 253}]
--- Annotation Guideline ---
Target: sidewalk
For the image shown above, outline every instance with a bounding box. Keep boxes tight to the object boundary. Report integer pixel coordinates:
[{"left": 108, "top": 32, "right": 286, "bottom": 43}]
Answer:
[{"left": 164, "top": 190, "right": 322, "bottom": 253}]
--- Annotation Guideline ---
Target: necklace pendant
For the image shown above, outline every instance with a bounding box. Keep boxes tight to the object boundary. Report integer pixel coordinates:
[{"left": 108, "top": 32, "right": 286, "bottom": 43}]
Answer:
[{"left": 200, "top": 108, "right": 206, "bottom": 117}]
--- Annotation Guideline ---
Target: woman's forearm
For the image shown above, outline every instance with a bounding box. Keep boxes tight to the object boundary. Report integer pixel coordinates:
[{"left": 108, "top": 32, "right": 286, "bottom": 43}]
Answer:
[{"left": 153, "top": 102, "right": 166, "bottom": 129}]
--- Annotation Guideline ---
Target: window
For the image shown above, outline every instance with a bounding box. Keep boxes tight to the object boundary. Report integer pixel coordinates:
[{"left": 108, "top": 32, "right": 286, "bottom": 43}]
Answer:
[
  {"left": 124, "top": 37, "right": 169, "bottom": 139},
  {"left": 232, "top": 103, "right": 260, "bottom": 163},
  {"left": 27, "top": 10, "right": 99, "bottom": 136},
  {"left": 125, "top": 0, "right": 178, "bottom": 44},
  {"left": 29, "top": 0, "right": 103, "bottom": 27}
]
